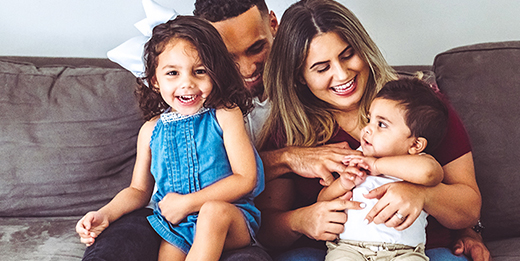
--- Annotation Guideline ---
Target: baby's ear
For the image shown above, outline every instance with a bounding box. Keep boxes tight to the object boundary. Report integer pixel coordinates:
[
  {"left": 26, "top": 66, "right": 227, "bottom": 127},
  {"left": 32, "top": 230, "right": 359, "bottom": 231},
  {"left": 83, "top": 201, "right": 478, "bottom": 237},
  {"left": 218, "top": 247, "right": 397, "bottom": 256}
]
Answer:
[{"left": 408, "top": 137, "right": 427, "bottom": 155}]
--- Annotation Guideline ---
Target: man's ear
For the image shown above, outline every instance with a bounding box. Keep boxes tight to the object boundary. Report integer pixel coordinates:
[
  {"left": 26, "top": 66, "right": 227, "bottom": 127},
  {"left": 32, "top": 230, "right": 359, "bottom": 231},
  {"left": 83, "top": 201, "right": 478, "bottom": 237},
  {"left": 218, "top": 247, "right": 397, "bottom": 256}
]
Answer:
[
  {"left": 268, "top": 11, "right": 279, "bottom": 36},
  {"left": 408, "top": 137, "right": 427, "bottom": 155}
]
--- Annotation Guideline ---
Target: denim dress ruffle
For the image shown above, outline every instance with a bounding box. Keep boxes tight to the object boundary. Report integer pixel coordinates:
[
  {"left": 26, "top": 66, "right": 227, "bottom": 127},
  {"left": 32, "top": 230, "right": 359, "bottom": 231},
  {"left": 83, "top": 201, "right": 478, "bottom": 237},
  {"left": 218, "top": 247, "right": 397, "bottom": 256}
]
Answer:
[{"left": 147, "top": 108, "right": 264, "bottom": 254}]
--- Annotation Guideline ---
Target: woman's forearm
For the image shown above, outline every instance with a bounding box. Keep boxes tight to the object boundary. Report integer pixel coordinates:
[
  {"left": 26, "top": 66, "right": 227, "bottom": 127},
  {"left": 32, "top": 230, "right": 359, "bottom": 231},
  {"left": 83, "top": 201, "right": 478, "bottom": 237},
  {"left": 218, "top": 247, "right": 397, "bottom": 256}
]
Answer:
[
  {"left": 424, "top": 153, "right": 481, "bottom": 229},
  {"left": 424, "top": 182, "right": 481, "bottom": 229}
]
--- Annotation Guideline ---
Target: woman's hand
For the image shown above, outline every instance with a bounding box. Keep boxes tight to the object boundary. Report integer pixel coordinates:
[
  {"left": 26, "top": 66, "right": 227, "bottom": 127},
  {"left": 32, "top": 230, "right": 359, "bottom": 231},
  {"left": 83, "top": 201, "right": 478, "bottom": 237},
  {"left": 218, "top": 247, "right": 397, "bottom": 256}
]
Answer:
[
  {"left": 76, "top": 211, "right": 110, "bottom": 247},
  {"left": 294, "top": 195, "right": 365, "bottom": 241},
  {"left": 363, "top": 181, "right": 425, "bottom": 230},
  {"left": 158, "top": 192, "right": 193, "bottom": 225}
]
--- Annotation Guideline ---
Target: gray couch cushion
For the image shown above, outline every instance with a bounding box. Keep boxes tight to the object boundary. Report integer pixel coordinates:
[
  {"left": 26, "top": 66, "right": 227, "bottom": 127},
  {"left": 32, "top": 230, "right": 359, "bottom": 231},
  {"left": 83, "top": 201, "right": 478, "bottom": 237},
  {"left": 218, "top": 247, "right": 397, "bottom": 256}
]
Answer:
[
  {"left": 0, "top": 217, "right": 84, "bottom": 260},
  {"left": 433, "top": 41, "right": 520, "bottom": 242},
  {"left": 0, "top": 58, "right": 143, "bottom": 217}
]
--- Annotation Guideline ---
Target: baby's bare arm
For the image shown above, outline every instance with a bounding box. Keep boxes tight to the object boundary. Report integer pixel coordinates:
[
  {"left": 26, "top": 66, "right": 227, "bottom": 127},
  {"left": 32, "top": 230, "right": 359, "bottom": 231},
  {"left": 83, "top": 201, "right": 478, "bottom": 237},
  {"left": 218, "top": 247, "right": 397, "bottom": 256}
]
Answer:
[
  {"left": 344, "top": 154, "right": 443, "bottom": 186},
  {"left": 318, "top": 166, "right": 365, "bottom": 201}
]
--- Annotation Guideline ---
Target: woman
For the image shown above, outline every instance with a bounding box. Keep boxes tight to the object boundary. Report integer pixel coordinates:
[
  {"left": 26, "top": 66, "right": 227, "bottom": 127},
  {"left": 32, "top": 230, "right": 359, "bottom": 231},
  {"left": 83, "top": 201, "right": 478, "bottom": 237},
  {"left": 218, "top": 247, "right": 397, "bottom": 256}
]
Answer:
[{"left": 255, "top": 0, "right": 482, "bottom": 260}]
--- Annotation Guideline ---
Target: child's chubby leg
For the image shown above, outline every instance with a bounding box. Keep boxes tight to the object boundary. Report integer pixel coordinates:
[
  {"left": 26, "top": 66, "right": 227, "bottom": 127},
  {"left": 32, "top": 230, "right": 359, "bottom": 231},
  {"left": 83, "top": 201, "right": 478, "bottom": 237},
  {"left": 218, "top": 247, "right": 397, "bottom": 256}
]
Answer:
[
  {"left": 187, "top": 201, "right": 251, "bottom": 261},
  {"left": 158, "top": 239, "right": 187, "bottom": 261}
]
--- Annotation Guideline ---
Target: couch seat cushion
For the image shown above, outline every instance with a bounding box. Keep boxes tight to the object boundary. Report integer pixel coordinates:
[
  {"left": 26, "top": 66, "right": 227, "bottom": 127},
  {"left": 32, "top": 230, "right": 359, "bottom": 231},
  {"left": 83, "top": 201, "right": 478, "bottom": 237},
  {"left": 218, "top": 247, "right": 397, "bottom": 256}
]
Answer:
[{"left": 0, "top": 216, "right": 85, "bottom": 261}]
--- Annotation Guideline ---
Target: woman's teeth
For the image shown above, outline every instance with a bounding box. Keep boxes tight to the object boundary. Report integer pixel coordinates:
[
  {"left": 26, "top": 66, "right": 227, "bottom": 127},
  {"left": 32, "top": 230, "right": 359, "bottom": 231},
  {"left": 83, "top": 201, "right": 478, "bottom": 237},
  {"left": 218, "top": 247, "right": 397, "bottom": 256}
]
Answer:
[{"left": 332, "top": 77, "right": 355, "bottom": 92}]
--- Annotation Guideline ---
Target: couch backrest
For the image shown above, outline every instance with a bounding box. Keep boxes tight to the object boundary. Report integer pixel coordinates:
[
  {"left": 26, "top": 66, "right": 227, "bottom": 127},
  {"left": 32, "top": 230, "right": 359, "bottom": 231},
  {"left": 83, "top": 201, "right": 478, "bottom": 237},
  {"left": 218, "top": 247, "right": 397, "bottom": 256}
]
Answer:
[
  {"left": 0, "top": 57, "right": 143, "bottom": 217},
  {"left": 433, "top": 41, "right": 520, "bottom": 241}
]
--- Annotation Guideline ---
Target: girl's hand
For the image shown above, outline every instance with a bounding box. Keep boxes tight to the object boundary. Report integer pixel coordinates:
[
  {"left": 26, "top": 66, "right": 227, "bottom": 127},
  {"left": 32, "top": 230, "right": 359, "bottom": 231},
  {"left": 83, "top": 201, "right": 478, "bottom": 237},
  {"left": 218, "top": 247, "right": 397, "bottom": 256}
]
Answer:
[
  {"left": 343, "top": 155, "right": 379, "bottom": 176},
  {"left": 76, "top": 211, "right": 109, "bottom": 247},
  {"left": 363, "top": 181, "right": 425, "bottom": 230},
  {"left": 158, "top": 192, "right": 194, "bottom": 225}
]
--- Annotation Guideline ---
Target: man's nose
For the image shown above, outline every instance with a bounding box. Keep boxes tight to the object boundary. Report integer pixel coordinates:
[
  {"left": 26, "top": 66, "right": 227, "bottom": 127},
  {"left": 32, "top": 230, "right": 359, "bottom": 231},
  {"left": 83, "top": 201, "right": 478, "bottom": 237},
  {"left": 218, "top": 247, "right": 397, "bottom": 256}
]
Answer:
[{"left": 238, "top": 57, "right": 258, "bottom": 79}]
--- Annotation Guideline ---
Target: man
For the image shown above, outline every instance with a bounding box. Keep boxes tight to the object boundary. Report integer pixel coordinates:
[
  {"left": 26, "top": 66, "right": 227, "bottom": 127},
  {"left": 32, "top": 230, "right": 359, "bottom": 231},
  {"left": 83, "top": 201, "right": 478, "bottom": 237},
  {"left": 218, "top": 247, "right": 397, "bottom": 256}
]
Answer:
[{"left": 194, "top": 0, "right": 278, "bottom": 143}]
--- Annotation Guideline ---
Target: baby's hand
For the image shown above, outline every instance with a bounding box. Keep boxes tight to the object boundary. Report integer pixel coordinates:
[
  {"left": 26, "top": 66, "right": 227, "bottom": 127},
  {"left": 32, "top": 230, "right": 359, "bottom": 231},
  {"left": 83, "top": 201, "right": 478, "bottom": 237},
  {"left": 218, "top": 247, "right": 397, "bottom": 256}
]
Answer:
[
  {"left": 343, "top": 155, "right": 380, "bottom": 176},
  {"left": 338, "top": 165, "right": 367, "bottom": 188},
  {"left": 76, "top": 211, "right": 109, "bottom": 247}
]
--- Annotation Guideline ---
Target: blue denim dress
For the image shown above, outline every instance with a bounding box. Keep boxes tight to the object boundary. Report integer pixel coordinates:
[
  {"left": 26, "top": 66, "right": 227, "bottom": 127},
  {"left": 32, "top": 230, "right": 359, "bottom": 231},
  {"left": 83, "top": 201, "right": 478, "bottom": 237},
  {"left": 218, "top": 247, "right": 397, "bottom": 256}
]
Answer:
[{"left": 147, "top": 108, "right": 264, "bottom": 254}]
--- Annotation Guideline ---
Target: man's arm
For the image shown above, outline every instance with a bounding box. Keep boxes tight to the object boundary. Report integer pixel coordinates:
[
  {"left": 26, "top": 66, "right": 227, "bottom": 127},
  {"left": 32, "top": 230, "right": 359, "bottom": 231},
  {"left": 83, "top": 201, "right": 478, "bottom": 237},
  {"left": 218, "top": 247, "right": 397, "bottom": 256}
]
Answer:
[{"left": 259, "top": 141, "right": 362, "bottom": 184}]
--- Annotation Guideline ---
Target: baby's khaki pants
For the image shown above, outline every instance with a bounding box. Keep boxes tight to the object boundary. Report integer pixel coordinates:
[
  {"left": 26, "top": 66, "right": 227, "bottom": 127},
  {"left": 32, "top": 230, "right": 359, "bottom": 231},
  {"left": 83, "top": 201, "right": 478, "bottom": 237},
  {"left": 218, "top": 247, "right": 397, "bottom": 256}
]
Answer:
[{"left": 326, "top": 240, "right": 429, "bottom": 261}]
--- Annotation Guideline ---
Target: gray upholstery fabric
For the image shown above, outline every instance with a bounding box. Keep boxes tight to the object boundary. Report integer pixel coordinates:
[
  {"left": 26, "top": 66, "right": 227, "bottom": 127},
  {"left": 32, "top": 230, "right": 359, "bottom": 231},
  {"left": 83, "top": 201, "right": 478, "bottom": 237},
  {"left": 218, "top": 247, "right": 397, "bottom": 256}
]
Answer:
[
  {"left": 2, "top": 41, "right": 520, "bottom": 260},
  {"left": 0, "top": 217, "right": 84, "bottom": 260},
  {"left": 433, "top": 41, "right": 520, "bottom": 260},
  {"left": 0, "top": 58, "right": 143, "bottom": 217}
]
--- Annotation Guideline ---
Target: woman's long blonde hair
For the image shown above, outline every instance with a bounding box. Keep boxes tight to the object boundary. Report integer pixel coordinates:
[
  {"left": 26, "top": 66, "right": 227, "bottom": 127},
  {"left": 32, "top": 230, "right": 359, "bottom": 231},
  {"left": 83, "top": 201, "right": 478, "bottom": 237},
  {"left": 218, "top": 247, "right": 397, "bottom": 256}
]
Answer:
[{"left": 257, "top": 0, "right": 397, "bottom": 150}]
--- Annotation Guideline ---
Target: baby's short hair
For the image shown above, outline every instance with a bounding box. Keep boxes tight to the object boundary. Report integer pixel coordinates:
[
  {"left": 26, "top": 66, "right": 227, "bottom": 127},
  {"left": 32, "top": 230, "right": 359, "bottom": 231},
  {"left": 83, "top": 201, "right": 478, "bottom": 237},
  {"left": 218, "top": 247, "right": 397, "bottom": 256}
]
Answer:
[{"left": 376, "top": 78, "right": 449, "bottom": 152}]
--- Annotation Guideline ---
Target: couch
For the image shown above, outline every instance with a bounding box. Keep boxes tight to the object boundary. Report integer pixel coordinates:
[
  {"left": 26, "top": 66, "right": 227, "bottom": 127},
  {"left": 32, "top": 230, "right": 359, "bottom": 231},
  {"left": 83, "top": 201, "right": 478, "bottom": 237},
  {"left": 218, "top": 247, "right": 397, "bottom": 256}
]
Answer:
[{"left": 1, "top": 41, "right": 519, "bottom": 260}]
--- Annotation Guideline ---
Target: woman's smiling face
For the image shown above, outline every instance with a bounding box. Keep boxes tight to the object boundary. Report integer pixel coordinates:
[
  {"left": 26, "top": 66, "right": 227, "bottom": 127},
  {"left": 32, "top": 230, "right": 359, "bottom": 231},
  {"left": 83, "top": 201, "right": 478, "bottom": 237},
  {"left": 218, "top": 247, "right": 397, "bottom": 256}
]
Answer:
[{"left": 302, "top": 32, "right": 370, "bottom": 112}]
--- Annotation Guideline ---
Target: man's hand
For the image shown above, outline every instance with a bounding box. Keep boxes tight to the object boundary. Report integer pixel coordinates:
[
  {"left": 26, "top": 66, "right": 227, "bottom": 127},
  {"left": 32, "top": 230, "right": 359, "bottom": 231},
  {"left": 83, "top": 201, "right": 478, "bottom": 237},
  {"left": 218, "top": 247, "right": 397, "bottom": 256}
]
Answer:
[
  {"left": 286, "top": 142, "right": 362, "bottom": 186},
  {"left": 452, "top": 228, "right": 491, "bottom": 261}
]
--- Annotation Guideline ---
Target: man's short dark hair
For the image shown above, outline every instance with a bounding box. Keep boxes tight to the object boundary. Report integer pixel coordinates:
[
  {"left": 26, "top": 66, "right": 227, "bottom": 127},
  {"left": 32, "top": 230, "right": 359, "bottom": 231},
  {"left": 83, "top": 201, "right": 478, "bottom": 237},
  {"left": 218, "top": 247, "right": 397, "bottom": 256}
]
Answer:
[
  {"left": 194, "top": 0, "right": 268, "bottom": 22},
  {"left": 376, "top": 78, "right": 449, "bottom": 152}
]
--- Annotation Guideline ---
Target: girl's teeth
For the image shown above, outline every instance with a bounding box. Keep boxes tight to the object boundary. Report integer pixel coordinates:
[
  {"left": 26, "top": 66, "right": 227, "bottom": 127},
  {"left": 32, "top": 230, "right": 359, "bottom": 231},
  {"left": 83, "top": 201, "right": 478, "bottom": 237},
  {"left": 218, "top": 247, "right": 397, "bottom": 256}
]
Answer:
[{"left": 179, "top": 95, "right": 196, "bottom": 102}]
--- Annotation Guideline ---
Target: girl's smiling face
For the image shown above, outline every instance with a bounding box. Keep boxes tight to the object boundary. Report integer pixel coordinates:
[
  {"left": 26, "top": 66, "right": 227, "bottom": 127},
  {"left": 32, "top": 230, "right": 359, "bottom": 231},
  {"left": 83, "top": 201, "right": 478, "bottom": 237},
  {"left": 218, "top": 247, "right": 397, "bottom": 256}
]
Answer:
[
  {"left": 153, "top": 38, "right": 213, "bottom": 115},
  {"left": 302, "top": 31, "right": 370, "bottom": 112}
]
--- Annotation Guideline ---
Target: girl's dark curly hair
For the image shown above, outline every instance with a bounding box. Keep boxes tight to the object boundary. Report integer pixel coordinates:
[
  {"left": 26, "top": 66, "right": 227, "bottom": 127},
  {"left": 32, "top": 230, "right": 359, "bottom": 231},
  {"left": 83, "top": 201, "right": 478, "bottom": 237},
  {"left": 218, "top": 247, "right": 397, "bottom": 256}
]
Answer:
[{"left": 136, "top": 15, "right": 253, "bottom": 121}]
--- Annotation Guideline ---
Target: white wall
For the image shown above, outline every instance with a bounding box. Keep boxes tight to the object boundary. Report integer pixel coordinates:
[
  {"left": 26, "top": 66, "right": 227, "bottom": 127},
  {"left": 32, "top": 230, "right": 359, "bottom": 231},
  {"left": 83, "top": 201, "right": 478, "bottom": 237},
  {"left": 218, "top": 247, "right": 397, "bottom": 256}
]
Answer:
[{"left": 1, "top": 0, "right": 519, "bottom": 65}]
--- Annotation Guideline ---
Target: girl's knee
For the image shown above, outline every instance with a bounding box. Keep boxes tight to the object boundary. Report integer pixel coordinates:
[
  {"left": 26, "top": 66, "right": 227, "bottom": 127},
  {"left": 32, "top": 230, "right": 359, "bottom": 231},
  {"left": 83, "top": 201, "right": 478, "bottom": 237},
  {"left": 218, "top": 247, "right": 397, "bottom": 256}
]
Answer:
[{"left": 199, "top": 201, "right": 235, "bottom": 222}]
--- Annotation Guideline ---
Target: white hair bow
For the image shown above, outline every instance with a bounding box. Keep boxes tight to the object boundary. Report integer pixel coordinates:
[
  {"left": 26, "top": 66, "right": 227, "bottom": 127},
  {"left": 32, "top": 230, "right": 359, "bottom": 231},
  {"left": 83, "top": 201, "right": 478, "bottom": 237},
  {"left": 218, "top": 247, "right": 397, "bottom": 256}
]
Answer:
[{"left": 107, "top": 0, "right": 178, "bottom": 78}]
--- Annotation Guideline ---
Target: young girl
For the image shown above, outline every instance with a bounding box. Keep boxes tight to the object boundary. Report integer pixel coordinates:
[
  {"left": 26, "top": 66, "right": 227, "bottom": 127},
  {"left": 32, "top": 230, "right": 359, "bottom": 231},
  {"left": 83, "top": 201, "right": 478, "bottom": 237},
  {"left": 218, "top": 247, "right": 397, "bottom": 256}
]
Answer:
[{"left": 76, "top": 15, "right": 264, "bottom": 261}]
